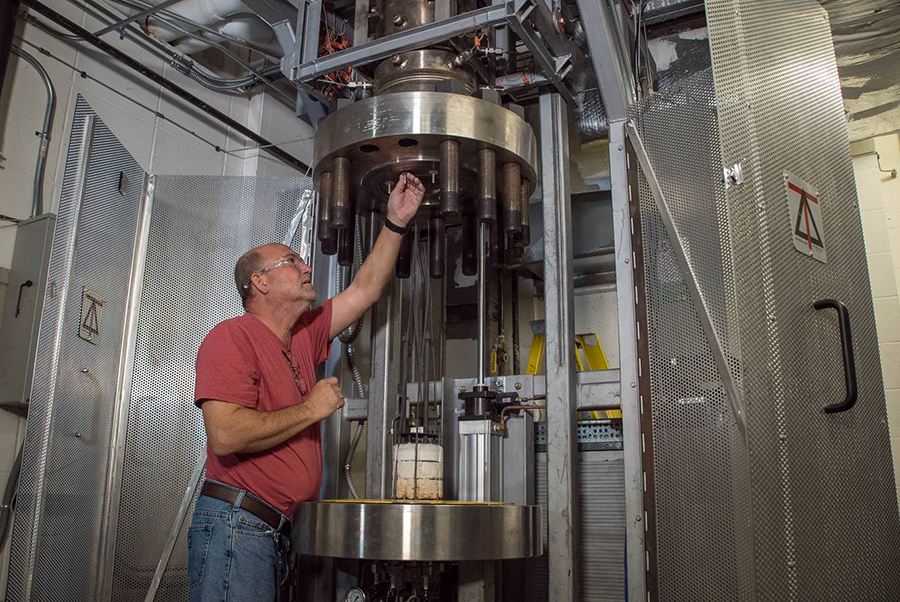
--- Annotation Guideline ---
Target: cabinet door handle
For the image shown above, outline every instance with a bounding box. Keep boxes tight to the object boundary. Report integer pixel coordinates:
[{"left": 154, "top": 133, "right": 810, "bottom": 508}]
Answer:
[
  {"left": 15, "top": 280, "right": 34, "bottom": 318},
  {"left": 813, "top": 299, "right": 857, "bottom": 413}
]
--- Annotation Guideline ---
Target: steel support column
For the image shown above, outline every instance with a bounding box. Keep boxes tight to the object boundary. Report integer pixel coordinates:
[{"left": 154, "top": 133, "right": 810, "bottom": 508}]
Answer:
[
  {"left": 539, "top": 91, "right": 578, "bottom": 602},
  {"left": 365, "top": 277, "right": 402, "bottom": 499},
  {"left": 574, "top": 0, "right": 633, "bottom": 122}
]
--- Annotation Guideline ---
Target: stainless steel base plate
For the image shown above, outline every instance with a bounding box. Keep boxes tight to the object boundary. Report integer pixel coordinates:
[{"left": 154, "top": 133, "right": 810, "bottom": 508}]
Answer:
[{"left": 292, "top": 500, "right": 542, "bottom": 561}]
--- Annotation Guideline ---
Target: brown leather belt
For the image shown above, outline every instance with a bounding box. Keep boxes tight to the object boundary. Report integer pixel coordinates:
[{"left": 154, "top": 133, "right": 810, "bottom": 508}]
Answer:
[{"left": 201, "top": 480, "right": 290, "bottom": 535}]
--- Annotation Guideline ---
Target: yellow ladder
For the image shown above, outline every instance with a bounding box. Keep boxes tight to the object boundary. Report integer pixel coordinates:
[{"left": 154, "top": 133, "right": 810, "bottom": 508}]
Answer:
[{"left": 526, "top": 333, "right": 621, "bottom": 419}]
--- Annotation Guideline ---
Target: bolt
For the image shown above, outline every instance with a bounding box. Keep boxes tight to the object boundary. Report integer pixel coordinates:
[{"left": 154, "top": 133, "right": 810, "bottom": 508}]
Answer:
[
  {"left": 81, "top": 368, "right": 89, "bottom": 374},
  {"left": 392, "top": 14, "right": 405, "bottom": 26},
  {"left": 429, "top": 169, "right": 438, "bottom": 184},
  {"left": 624, "top": 258, "right": 630, "bottom": 264},
  {"left": 635, "top": 515, "right": 642, "bottom": 522},
  {"left": 74, "top": 432, "right": 82, "bottom": 438},
  {"left": 495, "top": 378, "right": 503, "bottom": 388},
  {"left": 618, "top": 144, "right": 623, "bottom": 151},
  {"left": 391, "top": 54, "right": 403, "bottom": 66},
  {"left": 515, "top": 382, "right": 522, "bottom": 390},
  {"left": 630, "top": 382, "right": 636, "bottom": 388},
  {"left": 459, "top": 386, "right": 467, "bottom": 393}
]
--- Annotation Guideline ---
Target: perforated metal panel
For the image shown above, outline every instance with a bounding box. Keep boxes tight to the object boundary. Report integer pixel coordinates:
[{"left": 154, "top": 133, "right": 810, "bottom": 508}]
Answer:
[
  {"left": 7, "top": 96, "right": 146, "bottom": 601},
  {"left": 633, "top": 1, "right": 900, "bottom": 600},
  {"left": 110, "top": 175, "right": 311, "bottom": 601},
  {"left": 5, "top": 97, "right": 314, "bottom": 602}
]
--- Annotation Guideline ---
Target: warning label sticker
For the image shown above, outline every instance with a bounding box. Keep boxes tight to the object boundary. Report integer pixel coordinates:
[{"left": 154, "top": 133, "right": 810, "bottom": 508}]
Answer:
[
  {"left": 784, "top": 172, "right": 827, "bottom": 263},
  {"left": 79, "top": 288, "right": 104, "bottom": 344}
]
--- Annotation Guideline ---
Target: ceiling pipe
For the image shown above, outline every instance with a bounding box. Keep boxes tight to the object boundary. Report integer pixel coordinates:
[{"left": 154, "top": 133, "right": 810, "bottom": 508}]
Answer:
[{"left": 21, "top": 0, "right": 311, "bottom": 173}]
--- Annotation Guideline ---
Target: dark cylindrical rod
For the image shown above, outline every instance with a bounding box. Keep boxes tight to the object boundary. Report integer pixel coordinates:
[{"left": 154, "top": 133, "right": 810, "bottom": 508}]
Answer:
[
  {"left": 338, "top": 227, "right": 354, "bottom": 267},
  {"left": 396, "top": 231, "right": 412, "bottom": 278},
  {"left": 462, "top": 213, "right": 478, "bottom": 276},
  {"left": 317, "top": 171, "right": 335, "bottom": 245},
  {"left": 502, "top": 162, "right": 522, "bottom": 234},
  {"left": 516, "top": 178, "right": 531, "bottom": 247},
  {"left": 429, "top": 216, "right": 446, "bottom": 279},
  {"left": 331, "top": 157, "right": 352, "bottom": 230},
  {"left": 440, "top": 139, "right": 460, "bottom": 223},
  {"left": 364, "top": 209, "right": 382, "bottom": 256},
  {"left": 477, "top": 148, "right": 497, "bottom": 224}
]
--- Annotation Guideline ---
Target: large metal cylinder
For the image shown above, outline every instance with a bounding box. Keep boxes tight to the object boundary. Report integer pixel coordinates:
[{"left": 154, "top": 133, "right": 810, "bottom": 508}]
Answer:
[
  {"left": 338, "top": 228, "right": 354, "bottom": 267},
  {"left": 376, "top": 0, "right": 434, "bottom": 39},
  {"left": 502, "top": 162, "right": 522, "bottom": 235},
  {"left": 317, "top": 171, "right": 336, "bottom": 251},
  {"left": 477, "top": 148, "right": 497, "bottom": 225},
  {"left": 374, "top": 49, "right": 477, "bottom": 96},
  {"left": 332, "top": 157, "right": 352, "bottom": 230},
  {"left": 516, "top": 178, "right": 531, "bottom": 248},
  {"left": 440, "top": 139, "right": 460, "bottom": 223}
]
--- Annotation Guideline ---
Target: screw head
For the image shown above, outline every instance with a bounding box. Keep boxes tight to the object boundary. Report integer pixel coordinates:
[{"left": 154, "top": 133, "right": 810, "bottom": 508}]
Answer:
[
  {"left": 630, "top": 382, "right": 636, "bottom": 388},
  {"left": 392, "top": 14, "right": 405, "bottom": 26},
  {"left": 391, "top": 54, "right": 403, "bottom": 66},
  {"left": 81, "top": 368, "right": 89, "bottom": 374},
  {"left": 459, "top": 386, "right": 467, "bottom": 393},
  {"left": 515, "top": 382, "right": 522, "bottom": 390},
  {"left": 635, "top": 514, "right": 642, "bottom": 522}
]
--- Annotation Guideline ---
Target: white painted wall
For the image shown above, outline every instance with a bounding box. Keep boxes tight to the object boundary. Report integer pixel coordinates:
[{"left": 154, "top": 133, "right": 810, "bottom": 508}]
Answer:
[
  {"left": 851, "top": 134, "right": 900, "bottom": 510},
  {"left": 0, "top": 1, "right": 313, "bottom": 591}
]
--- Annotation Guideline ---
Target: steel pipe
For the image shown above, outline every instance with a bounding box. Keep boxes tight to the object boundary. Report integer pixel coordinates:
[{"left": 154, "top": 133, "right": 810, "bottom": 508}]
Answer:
[
  {"left": 429, "top": 216, "right": 445, "bottom": 279},
  {"left": 477, "top": 222, "right": 488, "bottom": 385},
  {"left": 317, "top": 171, "right": 335, "bottom": 247},
  {"left": 517, "top": 178, "right": 530, "bottom": 248},
  {"left": 502, "top": 162, "right": 522, "bottom": 235},
  {"left": 477, "top": 148, "right": 498, "bottom": 225},
  {"left": 440, "top": 139, "right": 460, "bottom": 223},
  {"left": 11, "top": 47, "right": 55, "bottom": 218},
  {"left": 331, "top": 157, "right": 352, "bottom": 230},
  {"left": 337, "top": 228, "right": 354, "bottom": 267}
]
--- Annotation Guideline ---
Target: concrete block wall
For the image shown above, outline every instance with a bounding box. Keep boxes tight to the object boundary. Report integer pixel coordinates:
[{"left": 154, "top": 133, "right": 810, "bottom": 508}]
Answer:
[{"left": 851, "top": 134, "right": 900, "bottom": 509}]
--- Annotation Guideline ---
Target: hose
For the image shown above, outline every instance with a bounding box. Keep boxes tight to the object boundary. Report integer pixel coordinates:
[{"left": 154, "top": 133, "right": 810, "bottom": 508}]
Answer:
[{"left": 344, "top": 343, "right": 366, "bottom": 499}]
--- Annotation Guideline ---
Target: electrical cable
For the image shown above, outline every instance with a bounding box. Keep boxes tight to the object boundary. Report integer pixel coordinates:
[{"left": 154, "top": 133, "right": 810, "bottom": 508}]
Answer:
[
  {"left": 15, "top": 36, "right": 239, "bottom": 156},
  {"left": 17, "top": 0, "right": 311, "bottom": 172}
]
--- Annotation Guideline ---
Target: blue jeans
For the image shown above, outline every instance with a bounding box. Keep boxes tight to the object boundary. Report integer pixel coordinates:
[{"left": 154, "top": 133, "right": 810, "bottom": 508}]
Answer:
[{"left": 187, "top": 488, "right": 291, "bottom": 602}]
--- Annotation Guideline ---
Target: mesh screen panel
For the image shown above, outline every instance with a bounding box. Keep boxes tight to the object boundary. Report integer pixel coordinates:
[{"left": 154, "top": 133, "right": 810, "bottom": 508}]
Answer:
[
  {"left": 633, "top": 2, "right": 900, "bottom": 599},
  {"left": 7, "top": 96, "right": 145, "bottom": 601},
  {"left": 110, "top": 175, "right": 311, "bottom": 601}
]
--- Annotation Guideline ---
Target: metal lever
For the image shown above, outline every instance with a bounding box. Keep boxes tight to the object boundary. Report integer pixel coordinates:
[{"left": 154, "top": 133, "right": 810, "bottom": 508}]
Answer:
[
  {"left": 15, "top": 280, "right": 34, "bottom": 317},
  {"left": 813, "top": 299, "right": 857, "bottom": 413}
]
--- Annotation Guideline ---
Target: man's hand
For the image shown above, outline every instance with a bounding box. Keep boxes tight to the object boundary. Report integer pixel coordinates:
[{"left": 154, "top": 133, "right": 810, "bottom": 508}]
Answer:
[
  {"left": 303, "top": 376, "right": 345, "bottom": 421},
  {"left": 386, "top": 173, "right": 425, "bottom": 227}
]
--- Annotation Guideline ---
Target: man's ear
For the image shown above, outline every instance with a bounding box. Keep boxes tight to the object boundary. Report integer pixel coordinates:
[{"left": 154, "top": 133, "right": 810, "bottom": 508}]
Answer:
[{"left": 250, "top": 273, "right": 268, "bottom": 296}]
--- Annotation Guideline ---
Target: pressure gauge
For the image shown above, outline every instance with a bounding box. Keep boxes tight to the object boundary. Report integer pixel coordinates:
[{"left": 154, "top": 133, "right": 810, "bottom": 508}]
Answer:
[{"left": 344, "top": 587, "right": 367, "bottom": 602}]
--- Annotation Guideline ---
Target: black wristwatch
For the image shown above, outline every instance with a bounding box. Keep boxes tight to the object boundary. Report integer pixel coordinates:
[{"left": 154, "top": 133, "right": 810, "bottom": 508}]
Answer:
[{"left": 384, "top": 217, "right": 408, "bottom": 235}]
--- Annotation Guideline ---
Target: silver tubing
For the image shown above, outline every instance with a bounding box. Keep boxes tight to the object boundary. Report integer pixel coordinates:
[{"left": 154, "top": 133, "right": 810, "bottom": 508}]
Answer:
[
  {"left": 477, "top": 222, "right": 487, "bottom": 385},
  {"left": 11, "top": 47, "right": 55, "bottom": 218}
]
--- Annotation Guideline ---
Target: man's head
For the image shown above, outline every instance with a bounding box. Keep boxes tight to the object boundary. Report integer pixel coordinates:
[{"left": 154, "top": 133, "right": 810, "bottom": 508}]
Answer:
[{"left": 235, "top": 243, "right": 317, "bottom": 311}]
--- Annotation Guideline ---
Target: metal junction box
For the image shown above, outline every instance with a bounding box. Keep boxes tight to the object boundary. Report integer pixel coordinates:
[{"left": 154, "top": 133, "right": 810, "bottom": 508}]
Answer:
[{"left": 0, "top": 213, "right": 55, "bottom": 413}]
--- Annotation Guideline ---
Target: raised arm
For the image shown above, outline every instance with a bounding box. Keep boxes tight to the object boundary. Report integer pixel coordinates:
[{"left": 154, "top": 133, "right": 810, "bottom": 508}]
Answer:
[
  {"left": 329, "top": 173, "right": 425, "bottom": 339},
  {"left": 202, "top": 377, "right": 344, "bottom": 455}
]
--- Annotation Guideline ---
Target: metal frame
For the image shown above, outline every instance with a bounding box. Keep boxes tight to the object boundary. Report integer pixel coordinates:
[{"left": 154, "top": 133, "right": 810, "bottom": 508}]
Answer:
[
  {"left": 98, "top": 173, "right": 155, "bottom": 601},
  {"left": 624, "top": 120, "right": 747, "bottom": 439},
  {"left": 17, "top": 113, "right": 96, "bottom": 600},
  {"left": 289, "top": 0, "right": 578, "bottom": 104},
  {"left": 539, "top": 91, "right": 579, "bottom": 602},
  {"left": 92, "top": 0, "right": 185, "bottom": 36}
]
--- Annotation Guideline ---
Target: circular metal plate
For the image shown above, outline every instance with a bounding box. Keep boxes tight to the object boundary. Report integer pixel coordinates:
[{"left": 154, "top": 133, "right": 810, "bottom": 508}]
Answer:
[
  {"left": 291, "top": 500, "right": 543, "bottom": 561},
  {"left": 313, "top": 92, "right": 539, "bottom": 214}
]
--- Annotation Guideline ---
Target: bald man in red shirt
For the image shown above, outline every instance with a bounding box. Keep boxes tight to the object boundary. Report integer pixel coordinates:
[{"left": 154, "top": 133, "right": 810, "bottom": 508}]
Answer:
[{"left": 188, "top": 173, "right": 425, "bottom": 602}]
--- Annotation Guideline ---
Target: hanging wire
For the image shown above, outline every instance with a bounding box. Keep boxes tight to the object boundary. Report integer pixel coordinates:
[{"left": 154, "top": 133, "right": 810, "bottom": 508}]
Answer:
[{"left": 15, "top": 36, "right": 244, "bottom": 157}]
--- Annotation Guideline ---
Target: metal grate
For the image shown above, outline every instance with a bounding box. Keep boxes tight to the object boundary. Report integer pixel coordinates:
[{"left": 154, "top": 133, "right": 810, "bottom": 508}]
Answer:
[
  {"left": 631, "top": 67, "right": 756, "bottom": 601},
  {"left": 110, "top": 175, "right": 311, "bottom": 601},
  {"left": 705, "top": 1, "right": 900, "bottom": 599},
  {"left": 7, "top": 96, "right": 146, "bottom": 601},
  {"left": 632, "top": 1, "right": 900, "bottom": 599},
  {"left": 530, "top": 451, "right": 626, "bottom": 602}
]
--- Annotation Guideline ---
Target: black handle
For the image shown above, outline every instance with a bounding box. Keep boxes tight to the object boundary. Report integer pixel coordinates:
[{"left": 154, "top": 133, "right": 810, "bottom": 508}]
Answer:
[
  {"left": 14, "top": 280, "right": 33, "bottom": 318},
  {"left": 813, "top": 299, "right": 857, "bottom": 413}
]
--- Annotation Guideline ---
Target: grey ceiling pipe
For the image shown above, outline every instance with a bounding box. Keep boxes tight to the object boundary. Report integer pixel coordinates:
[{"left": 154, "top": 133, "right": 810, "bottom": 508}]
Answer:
[{"left": 11, "top": 46, "right": 56, "bottom": 218}]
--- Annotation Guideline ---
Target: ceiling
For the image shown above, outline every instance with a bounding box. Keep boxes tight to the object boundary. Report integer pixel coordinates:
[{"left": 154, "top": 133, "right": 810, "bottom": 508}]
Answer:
[{"left": 821, "top": 0, "right": 900, "bottom": 141}]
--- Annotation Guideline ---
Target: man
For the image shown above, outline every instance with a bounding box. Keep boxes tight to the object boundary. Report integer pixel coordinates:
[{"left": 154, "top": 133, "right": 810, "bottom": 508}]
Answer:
[{"left": 188, "top": 173, "right": 425, "bottom": 601}]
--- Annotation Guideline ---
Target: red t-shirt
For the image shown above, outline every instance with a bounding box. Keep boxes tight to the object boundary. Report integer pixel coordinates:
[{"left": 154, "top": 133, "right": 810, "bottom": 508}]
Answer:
[{"left": 194, "top": 299, "right": 333, "bottom": 515}]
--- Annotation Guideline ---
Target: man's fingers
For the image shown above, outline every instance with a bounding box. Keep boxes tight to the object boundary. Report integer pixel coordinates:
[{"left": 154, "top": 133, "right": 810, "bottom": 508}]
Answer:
[{"left": 323, "top": 376, "right": 339, "bottom": 384}]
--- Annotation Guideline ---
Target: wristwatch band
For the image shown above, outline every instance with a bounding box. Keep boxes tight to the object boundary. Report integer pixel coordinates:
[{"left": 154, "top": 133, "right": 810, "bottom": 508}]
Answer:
[{"left": 384, "top": 217, "right": 408, "bottom": 235}]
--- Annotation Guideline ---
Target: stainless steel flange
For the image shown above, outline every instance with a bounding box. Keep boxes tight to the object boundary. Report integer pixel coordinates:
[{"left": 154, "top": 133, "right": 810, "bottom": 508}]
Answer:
[
  {"left": 312, "top": 92, "right": 539, "bottom": 216},
  {"left": 292, "top": 500, "right": 543, "bottom": 561}
]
